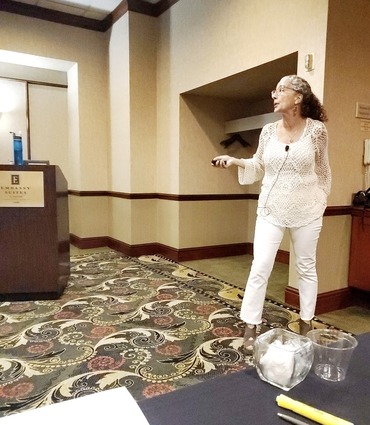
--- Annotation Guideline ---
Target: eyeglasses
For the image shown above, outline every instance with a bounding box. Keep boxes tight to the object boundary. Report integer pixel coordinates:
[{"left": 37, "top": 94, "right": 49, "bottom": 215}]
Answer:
[{"left": 271, "top": 85, "right": 299, "bottom": 98}]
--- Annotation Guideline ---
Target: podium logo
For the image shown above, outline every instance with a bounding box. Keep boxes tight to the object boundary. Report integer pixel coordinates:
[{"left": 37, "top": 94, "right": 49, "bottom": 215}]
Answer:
[
  {"left": 0, "top": 171, "right": 43, "bottom": 207},
  {"left": 11, "top": 174, "right": 20, "bottom": 185},
  {"left": 0, "top": 174, "right": 29, "bottom": 195}
]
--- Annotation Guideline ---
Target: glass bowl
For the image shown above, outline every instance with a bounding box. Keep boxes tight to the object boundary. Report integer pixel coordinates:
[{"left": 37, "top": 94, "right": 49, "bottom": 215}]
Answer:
[{"left": 254, "top": 328, "right": 314, "bottom": 390}]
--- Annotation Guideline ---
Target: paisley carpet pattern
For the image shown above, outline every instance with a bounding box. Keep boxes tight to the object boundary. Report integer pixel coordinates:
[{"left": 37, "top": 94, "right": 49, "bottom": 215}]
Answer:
[{"left": 0, "top": 251, "right": 334, "bottom": 417}]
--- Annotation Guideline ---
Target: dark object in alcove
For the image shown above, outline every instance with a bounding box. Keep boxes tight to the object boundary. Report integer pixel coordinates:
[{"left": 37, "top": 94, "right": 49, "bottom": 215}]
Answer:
[{"left": 220, "top": 133, "right": 250, "bottom": 148}]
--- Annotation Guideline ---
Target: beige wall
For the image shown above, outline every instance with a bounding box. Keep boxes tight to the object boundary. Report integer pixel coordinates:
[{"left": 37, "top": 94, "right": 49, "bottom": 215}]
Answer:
[
  {"left": 129, "top": 13, "right": 158, "bottom": 194},
  {"left": 325, "top": 0, "right": 370, "bottom": 203},
  {"left": 67, "top": 64, "right": 81, "bottom": 190},
  {"left": 69, "top": 195, "right": 109, "bottom": 238},
  {"left": 97, "top": 0, "right": 331, "bottom": 255},
  {"left": 107, "top": 12, "right": 158, "bottom": 244},
  {"left": 156, "top": 0, "right": 328, "bottom": 194},
  {"left": 0, "top": 79, "right": 28, "bottom": 162},
  {"left": 287, "top": 0, "right": 370, "bottom": 294},
  {"left": 108, "top": 14, "right": 131, "bottom": 193},
  {"left": 155, "top": 0, "right": 328, "bottom": 252},
  {"left": 311, "top": 0, "right": 370, "bottom": 293},
  {"left": 28, "top": 84, "right": 69, "bottom": 177},
  {"left": 0, "top": 11, "right": 110, "bottom": 237},
  {"left": 107, "top": 14, "right": 132, "bottom": 242}
]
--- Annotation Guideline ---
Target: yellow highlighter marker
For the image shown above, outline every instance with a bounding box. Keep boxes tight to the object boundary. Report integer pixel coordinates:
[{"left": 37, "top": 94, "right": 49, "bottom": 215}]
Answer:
[{"left": 276, "top": 394, "right": 354, "bottom": 425}]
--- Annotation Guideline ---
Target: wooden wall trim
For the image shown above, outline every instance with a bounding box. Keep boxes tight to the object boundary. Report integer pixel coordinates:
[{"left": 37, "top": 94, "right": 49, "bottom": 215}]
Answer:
[
  {"left": 153, "top": 0, "right": 180, "bottom": 17},
  {"left": 0, "top": 0, "right": 106, "bottom": 31},
  {"left": 324, "top": 205, "right": 352, "bottom": 216},
  {"left": 68, "top": 190, "right": 259, "bottom": 201},
  {"left": 70, "top": 234, "right": 291, "bottom": 264},
  {"left": 285, "top": 286, "right": 353, "bottom": 315},
  {"left": 68, "top": 190, "right": 351, "bottom": 215},
  {"left": 70, "top": 234, "right": 274, "bottom": 263},
  {"left": 126, "top": 0, "right": 179, "bottom": 18},
  {"left": 102, "top": 0, "right": 129, "bottom": 30},
  {"left": 1, "top": 0, "right": 180, "bottom": 32},
  {"left": 70, "top": 234, "right": 254, "bottom": 261},
  {"left": 69, "top": 190, "right": 109, "bottom": 197}
]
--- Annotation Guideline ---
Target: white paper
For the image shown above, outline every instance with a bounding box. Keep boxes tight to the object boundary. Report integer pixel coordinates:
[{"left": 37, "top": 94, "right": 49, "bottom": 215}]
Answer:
[{"left": 0, "top": 387, "right": 151, "bottom": 425}]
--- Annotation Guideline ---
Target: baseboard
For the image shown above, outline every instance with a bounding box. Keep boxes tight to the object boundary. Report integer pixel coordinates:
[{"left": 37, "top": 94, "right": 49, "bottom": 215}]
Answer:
[
  {"left": 275, "top": 250, "right": 290, "bottom": 264},
  {"left": 69, "top": 234, "right": 108, "bottom": 250},
  {"left": 285, "top": 286, "right": 353, "bottom": 315},
  {"left": 69, "top": 234, "right": 289, "bottom": 264},
  {"left": 69, "top": 234, "right": 252, "bottom": 261}
]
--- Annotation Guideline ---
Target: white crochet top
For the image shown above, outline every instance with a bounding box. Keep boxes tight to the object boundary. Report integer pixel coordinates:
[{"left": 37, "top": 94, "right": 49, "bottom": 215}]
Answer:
[{"left": 238, "top": 118, "right": 331, "bottom": 227}]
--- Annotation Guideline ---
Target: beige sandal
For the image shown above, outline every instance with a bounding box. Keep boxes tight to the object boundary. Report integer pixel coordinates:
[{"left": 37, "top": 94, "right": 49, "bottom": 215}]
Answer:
[
  {"left": 299, "top": 319, "right": 312, "bottom": 336},
  {"left": 243, "top": 324, "right": 257, "bottom": 353}
]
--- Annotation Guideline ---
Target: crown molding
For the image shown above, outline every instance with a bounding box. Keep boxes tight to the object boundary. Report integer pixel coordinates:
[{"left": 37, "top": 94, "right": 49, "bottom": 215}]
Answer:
[{"left": 0, "top": 0, "right": 180, "bottom": 32}]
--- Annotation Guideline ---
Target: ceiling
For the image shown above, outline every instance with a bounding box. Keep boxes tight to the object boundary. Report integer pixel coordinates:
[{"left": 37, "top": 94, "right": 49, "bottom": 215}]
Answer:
[
  {"left": 0, "top": 0, "right": 174, "bottom": 30},
  {"left": 9, "top": 0, "right": 125, "bottom": 20},
  {"left": 7, "top": 0, "right": 161, "bottom": 20}
]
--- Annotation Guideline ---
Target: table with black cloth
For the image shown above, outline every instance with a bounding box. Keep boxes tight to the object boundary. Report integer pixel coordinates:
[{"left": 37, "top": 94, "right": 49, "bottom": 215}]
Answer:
[{"left": 139, "top": 333, "right": 370, "bottom": 425}]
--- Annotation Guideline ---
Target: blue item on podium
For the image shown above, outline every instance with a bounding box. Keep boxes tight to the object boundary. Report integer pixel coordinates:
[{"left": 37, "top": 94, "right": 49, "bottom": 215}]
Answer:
[{"left": 12, "top": 133, "right": 24, "bottom": 165}]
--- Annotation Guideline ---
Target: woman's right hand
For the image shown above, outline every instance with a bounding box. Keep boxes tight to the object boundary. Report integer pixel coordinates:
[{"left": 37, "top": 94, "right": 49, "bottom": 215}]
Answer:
[{"left": 211, "top": 155, "right": 235, "bottom": 168}]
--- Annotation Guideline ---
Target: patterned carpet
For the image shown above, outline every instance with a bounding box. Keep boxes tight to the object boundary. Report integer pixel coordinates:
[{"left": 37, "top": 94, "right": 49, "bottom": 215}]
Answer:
[{"left": 0, "top": 251, "right": 334, "bottom": 417}]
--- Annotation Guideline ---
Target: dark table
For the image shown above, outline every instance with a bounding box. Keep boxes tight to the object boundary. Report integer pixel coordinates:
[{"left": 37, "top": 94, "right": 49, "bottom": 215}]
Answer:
[{"left": 139, "top": 333, "right": 370, "bottom": 425}]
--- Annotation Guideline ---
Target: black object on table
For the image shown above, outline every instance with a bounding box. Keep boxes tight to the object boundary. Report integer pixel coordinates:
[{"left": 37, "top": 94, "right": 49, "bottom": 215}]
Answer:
[{"left": 139, "top": 333, "right": 370, "bottom": 425}]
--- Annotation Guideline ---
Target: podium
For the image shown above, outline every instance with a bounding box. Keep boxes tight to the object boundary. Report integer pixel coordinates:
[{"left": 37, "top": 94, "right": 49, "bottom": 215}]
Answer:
[{"left": 0, "top": 165, "right": 70, "bottom": 300}]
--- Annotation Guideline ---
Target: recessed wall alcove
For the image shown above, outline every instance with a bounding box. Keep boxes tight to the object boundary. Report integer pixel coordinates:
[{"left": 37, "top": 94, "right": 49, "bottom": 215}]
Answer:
[{"left": 179, "top": 52, "right": 298, "bottom": 196}]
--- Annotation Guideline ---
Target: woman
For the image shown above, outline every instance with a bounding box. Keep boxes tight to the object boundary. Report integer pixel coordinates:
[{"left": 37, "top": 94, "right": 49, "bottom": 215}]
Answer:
[{"left": 212, "top": 75, "right": 331, "bottom": 351}]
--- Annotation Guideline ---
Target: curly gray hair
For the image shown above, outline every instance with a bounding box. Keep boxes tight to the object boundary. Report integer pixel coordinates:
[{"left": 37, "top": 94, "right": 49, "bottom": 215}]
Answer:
[
  {"left": 285, "top": 75, "right": 327, "bottom": 122},
  {"left": 286, "top": 75, "right": 312, "bottom": 96}
]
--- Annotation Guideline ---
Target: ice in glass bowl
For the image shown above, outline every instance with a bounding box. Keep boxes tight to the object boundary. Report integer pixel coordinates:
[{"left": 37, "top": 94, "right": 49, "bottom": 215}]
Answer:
[{"left": 254, "top": 328, "right": 314, "bottom": 390}]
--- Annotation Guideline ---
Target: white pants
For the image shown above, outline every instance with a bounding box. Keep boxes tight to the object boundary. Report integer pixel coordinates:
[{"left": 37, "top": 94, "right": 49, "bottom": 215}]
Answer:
[{"left": 240, "top": 215, "right": 323, "bottom": 324}]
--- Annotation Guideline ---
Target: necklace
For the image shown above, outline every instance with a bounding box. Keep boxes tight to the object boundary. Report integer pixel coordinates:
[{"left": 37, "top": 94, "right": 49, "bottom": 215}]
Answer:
[
  {"left": 280, "top": 121, "right": 301, "bottom": 144},
  {"left": 288, "top": 127, "right": 299, "bottom": 143}
]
